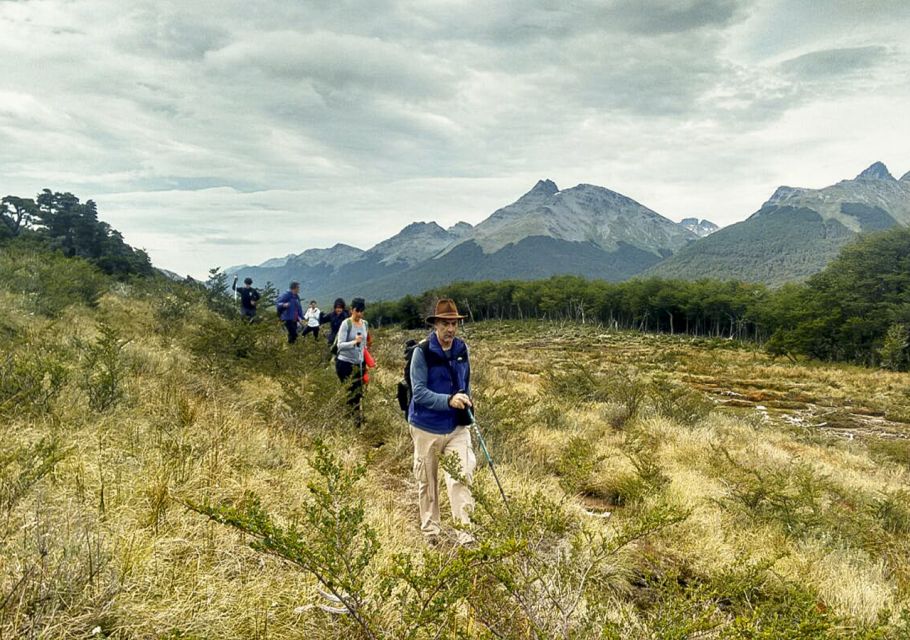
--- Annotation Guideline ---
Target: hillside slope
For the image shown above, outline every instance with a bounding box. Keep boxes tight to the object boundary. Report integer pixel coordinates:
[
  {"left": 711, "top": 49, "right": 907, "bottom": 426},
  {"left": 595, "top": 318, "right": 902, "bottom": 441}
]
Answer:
[{"left": 649, "top": 162, "right": 910, "bottom": 284}]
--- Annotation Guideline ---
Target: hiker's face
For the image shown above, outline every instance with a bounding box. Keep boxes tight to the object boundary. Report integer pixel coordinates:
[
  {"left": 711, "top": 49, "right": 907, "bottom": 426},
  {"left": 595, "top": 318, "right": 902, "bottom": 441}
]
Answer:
[
  {"left": 334, "top": 306, "right": 343, "bottom": 315},
  {"left": 352, "top": 308, "right": 364, "bottom": 321},
  {"left": 435, "top": 319, "right": 458, "bottom": 346}
]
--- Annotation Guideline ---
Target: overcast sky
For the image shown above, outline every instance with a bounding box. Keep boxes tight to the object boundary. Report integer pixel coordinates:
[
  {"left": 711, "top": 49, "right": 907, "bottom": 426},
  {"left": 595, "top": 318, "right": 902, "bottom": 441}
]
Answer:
[{"left": 1, "top": 0, "right": 908, "bottom": 276}]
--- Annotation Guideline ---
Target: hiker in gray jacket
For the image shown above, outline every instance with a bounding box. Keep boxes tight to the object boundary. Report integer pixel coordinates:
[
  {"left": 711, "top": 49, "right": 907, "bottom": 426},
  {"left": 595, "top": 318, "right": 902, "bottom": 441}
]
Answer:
[{"left": 334, "top": 297, "right": 368, "bottom": 425}]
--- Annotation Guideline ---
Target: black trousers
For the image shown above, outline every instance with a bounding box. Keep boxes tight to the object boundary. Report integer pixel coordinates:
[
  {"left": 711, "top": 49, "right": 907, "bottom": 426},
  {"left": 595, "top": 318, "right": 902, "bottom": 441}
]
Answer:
[
  {"left": 335, "top": 359, "right": 364, "bottom": 413},
  {"left": 284, "top": 320, "right": 299, "bottom": 343},
  {"left": 301, "top": 325, "right": 320, "bottom": 341}
]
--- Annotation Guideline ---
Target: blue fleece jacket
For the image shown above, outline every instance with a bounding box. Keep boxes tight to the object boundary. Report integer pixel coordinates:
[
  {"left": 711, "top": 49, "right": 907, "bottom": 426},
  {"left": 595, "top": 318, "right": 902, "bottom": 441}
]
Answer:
[
  {"left": 276, "top": 290, "right": 303, "bottom": 322},
  {"left": 408, "top": 332, "right": 471, "bottom": 434}
]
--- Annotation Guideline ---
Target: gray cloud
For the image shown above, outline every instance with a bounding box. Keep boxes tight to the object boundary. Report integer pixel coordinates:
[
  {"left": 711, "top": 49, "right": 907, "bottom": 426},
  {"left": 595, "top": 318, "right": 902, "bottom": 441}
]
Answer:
[
  {"left": 0, "top": 0, "right": 907, "bottom": 275},
  {"left": 781, "top": 46, "right": 890, "bottom": 78}
]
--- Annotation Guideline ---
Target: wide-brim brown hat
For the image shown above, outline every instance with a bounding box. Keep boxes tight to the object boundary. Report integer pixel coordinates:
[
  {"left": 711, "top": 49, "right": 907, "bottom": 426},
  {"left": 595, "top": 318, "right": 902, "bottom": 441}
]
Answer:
[{"left": 426, "top": 298, "right": 466, "bottom": 324}]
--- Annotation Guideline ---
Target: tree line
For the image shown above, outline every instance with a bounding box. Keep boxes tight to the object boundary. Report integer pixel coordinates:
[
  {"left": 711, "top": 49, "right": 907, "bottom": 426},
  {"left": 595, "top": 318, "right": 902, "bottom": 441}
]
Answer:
[
  {"left": 369, "top": 227, "right": 910, "bottom": 371},
  {"left": 0, "top": 189, "right": 153, "bottom": 278}
]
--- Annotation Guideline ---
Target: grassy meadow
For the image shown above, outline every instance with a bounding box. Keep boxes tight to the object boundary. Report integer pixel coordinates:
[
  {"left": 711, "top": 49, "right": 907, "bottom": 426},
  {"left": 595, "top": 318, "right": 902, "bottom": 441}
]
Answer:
[{"left": 2, "top": 280, "right": 910, "bottom": 638}]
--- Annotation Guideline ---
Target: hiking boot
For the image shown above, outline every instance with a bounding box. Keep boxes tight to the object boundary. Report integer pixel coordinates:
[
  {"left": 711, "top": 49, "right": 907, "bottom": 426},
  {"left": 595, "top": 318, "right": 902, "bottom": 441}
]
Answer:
[{"left": 455, "top": 532, "right": 476, "bottom": 547}]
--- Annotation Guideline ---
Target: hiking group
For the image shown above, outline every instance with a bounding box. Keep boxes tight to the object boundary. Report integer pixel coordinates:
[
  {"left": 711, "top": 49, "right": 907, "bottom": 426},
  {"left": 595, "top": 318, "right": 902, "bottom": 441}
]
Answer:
[{"left": 233, "top": 278, "right": 482, "bottom": 546}]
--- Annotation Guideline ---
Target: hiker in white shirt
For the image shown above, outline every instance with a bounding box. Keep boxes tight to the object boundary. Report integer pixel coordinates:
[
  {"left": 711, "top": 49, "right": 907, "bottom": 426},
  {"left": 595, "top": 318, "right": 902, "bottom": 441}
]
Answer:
[{"left": 301, "top": 300, "right": 322, "bottom": 342}]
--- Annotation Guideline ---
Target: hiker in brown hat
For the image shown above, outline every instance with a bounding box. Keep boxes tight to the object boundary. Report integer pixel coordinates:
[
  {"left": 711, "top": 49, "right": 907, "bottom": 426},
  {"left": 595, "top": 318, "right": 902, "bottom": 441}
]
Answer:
[{"left": 406, "top": 298, "right": 476, "bottom": 545}]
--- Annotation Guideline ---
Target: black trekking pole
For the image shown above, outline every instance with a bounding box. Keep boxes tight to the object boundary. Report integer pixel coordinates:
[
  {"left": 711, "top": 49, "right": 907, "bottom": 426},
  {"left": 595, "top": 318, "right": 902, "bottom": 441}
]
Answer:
[{"left": 465, "top": 405, "right": 510, "bottom": 510}]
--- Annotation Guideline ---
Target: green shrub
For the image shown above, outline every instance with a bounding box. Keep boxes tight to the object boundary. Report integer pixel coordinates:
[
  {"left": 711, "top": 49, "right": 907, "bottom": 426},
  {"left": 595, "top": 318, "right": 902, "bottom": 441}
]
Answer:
[
  {"left": 0, "top": 331, "right": 68, "bottom": 417},
  {"left": 649, "top": 378, "right": 714, "bottom": 426},
  {"left": 624, "top": 429, "right": 670, "bottom": 493},
  {"left": 0, "top": 246, "right": 107, "bottom": 316},
  {"left": 554, "top": 433, "right": 604, "bottom": 496},
  {"left": 872, "top": 490, "right": 910, "bottom": 536},
  {"left": 879, "top": 323, "right": 909, "bottom": 371},
  {"left": 606, "top": 369, "right": 647, "bottom": 428},
  {"left": 77, "top": 321, "right": 129, "bottom": 412},
  {"left": 867, "top": 438, "right": 910, "bottom": 471},
  {"left": 543, "top": 363, "right": 607, "bottom": 403},
  {"left": 1, "top": 436, "right": 67, "bottom": 515}
]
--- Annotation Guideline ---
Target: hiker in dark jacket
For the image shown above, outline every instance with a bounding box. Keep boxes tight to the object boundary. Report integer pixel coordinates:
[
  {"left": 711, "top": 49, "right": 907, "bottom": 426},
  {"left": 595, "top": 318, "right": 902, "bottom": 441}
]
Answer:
[
  {"left": 232, "top": 276, "right": 261, "bottom": 321},
  {"left": 408, "top": 298, "right": 475, "bottom": 546},
  {"left": 276, "top": 281, "right": 304, "bottom": 343},
  {"left": 324, "top": 298, "right": 350, "bottom": 345}
]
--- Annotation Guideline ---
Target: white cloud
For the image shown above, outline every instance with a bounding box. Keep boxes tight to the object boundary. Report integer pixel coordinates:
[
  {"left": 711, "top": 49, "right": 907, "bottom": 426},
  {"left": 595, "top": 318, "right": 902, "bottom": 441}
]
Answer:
[{"left": 0, "top": 0, "right": 907, "bottom": 276}]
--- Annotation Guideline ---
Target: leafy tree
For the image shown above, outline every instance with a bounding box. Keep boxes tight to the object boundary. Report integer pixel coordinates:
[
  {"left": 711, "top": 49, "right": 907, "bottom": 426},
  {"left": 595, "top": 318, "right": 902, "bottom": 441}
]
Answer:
[{"left": 0, "top": 196, "right": 37, "bottom": 238}]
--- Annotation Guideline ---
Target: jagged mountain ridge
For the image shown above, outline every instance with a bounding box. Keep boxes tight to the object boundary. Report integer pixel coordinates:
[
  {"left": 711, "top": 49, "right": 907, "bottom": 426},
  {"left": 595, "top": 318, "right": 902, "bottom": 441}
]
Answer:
[
  {"left": 441, "top": 180, "right": 697, "bottom": 257},
  {"left": 648, "top": 162, "right": 910, "bottom": 285},
  {"left": 227, "top": 179, "right": 710, "bottom": 300}
]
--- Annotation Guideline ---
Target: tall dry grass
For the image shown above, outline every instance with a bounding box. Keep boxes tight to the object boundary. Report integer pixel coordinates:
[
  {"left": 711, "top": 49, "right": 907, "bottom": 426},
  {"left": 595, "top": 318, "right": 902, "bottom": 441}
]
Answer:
[{"left": 1, "top": 281, "right": 908, "bottom": 638}]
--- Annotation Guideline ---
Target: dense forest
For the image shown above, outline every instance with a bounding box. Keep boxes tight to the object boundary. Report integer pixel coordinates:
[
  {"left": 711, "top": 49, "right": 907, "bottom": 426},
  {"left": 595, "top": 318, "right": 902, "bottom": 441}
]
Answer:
[{"left": 368, "top": 227, "right": 910, "bottom": 371}]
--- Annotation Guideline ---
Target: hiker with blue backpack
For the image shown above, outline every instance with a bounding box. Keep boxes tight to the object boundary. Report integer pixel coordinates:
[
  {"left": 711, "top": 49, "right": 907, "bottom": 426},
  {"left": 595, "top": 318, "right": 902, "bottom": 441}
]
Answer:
[{"left": 400, "top": 299, "right": 476, "bottom": 546}]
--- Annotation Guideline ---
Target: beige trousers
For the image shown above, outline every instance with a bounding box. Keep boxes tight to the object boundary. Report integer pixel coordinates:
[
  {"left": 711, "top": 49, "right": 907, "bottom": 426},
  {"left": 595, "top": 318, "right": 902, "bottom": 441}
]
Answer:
[{"left": 410, "top": 425, "right": 476, "bottom": 538}]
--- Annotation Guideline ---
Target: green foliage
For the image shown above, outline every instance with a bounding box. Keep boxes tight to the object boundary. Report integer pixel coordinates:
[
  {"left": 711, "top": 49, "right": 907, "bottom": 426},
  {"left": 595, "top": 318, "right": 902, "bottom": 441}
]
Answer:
[
  {"left": 771, "top": 227, "right": 910, "bottom": 365},
  {"left": 188, "top": 440, "right": 381, "bottom": 637},
  {"left": 555, "top": 434, "right": 604, "bottom": 496},
  {"left": 544, "top": 363, "right": 609, "bottom": 403},
  {"left": 872, "top": 490, "right": 910, "bottom": 536},
  {"left": 649, "top": 378, "right": 714, "bottom": 426},
  {"left": 32, "top": 189, "right": 153, "bottom": 278},
  {"left": 204, "top": 267, "right": 236, "bottom": 318},
  {"left": 0, "top": 244, "right": 108, "bottom": 316},
  {"left": 878, "top": 323, "right": 909, "bottom": 371},
  {"left": 0, "top": 328, "right": 68, "bottom": 417},
  {"left": 77, "top": 321, "right": 129, "bottom": 412},
  {"left": 542, "top": 365, "right": 645, "bottom": 429},
  {"left": 0, "top": 195, "right": 37, "bottom": 238},
  {"left": 1, "top": 436, "right": 67, "bottom": 515},
  {"left": 867, "top": 438, "right": 910, "bottom": 471},
  {"left": 714, "top": 449, "right": 829, "bottom": 539}
]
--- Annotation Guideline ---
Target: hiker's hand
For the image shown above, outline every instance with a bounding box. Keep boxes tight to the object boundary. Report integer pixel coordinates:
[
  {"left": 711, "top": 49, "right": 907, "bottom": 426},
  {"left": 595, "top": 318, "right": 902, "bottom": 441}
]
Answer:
[
  {"left": 354, "top": 335, "right": 363, "bottom": 345},
  {"left": 449, "top": 393, "right": 472, "bottom": 410}
]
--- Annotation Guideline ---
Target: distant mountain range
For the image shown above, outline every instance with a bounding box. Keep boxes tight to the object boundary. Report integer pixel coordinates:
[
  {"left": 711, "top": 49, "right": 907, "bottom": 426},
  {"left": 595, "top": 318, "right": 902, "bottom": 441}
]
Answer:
[
  {"left": 226, "top": 162, "right": 909, "bottom": 300},
  {"left": 227, "top": 179, "right": 715, "bottom": 301},
  {"left": 648, "top": 162, "right": 910, "bottom": 285}
]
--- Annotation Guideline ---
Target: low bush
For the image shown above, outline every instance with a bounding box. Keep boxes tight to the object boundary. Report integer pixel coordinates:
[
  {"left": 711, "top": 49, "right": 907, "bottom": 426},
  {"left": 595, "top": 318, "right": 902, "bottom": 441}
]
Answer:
[
  {"left": 649, "top": 378, "right": 714, "bottom": 426},
  {"left": 0, "top": 246, "right": 107, "bottom": 316},
  {"left": 0, "top": 330, "right": 69, "bottom": 417},
  {"left": 77, "top": 321, "right": 129, "bottom": 412}
]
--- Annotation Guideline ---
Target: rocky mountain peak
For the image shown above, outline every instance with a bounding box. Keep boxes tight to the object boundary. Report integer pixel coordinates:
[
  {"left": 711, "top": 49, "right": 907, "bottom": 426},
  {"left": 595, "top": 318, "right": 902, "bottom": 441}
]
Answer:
[
  {"left": 398, "top": 221, "right": 446, "bottom": 236},
  {"left": 901, "top": 170, "right": 910, "bottom": 182},
  {"left": 679, "top": 218, "right": 719, "bottom": 237},
  {"left": 517, "top": 179, "right": 559, "bottom": 203},
  {"left": 447, "top": 221, "right": 474, "bottom": 236},
  {"left": 855, "top": 161, "right": 895, "bottom": 181},
  {"left": 766, "top": 186, "right": 806, "bottom": 205}
]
